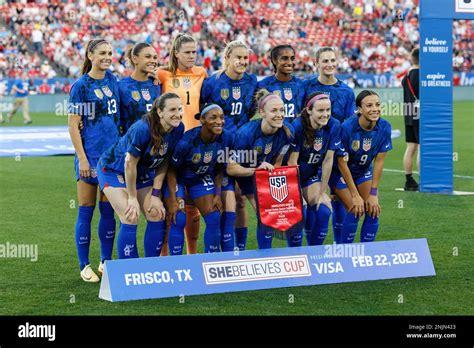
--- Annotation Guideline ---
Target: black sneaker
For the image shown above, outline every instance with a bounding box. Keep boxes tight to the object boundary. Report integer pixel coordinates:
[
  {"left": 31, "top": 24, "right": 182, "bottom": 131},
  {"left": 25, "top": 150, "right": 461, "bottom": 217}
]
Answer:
[{"left": 404, "top": 180, "right": 419, "bottom": 191}]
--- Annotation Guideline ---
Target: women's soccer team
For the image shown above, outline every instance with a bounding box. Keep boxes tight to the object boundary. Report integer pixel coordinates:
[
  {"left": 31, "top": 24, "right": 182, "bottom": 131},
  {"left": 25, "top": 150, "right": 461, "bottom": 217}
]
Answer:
[{"left": 68, "top": 35, "right": 392, "bottom": 282}]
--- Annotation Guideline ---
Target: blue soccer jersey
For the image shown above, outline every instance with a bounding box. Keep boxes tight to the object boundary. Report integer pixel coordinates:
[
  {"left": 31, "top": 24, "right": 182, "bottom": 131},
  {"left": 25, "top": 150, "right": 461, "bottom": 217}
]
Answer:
[
  {"left": 303, "top": 78, "right": 356, "bottom": 123},
  {"left": 100, "top": 119, "right": 185, "bottom": 179},
  {"left": 200, "top": 72, "right": 258, "bottom": 133},
  {"left": 233, "top": 119, "right": 295, "bottom": 168},
  {"left": 257, "top": 75, "right": 305, "bottom": 119},
  {"left": 68, "top": 70, "right": 121, "bottom": 158},
  {"left": 14, "top": 81, "right": 28, "bottom": 97},
  {"left": 171, "top": 126, "right": 234, "bottom": 186},
  {"left": 118, "top": 77, "right": 161, "bottom": 133},
  {"left": 290, "top": 117, "right": 341, "bottom": 181},
  {"left": 337, "top": 116, "right": 392, "bottom": 177}
]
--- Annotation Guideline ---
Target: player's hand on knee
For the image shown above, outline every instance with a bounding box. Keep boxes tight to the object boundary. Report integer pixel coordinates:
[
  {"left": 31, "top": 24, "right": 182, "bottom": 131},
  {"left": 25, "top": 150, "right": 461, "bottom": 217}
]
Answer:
[
  {"left": 78, "top": 158, "right": 91, "bottom": 178},
  {"left": 125, "top": 197, "right": 140, "bottom": 222},
  {"left": 350, "top": 194, "right": 365, "bottom": 218},
  {"left": 148, "top": 196, "right": 165, "bottom": 220},
  {"left": 213, "top": 195, "right": 223, "bottom": 213},
  {"left": 365, "top": 195, "right": 380, "bottom": 218},
  {"left": 167, "top": 199, "right": 180, "bottom": 225}
]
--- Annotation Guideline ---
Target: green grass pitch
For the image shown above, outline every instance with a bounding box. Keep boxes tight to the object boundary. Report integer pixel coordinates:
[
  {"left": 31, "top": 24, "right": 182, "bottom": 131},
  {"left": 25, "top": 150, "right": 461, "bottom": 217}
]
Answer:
[{"left": 0, "top": 101, "right": 473, "bottom": 315}]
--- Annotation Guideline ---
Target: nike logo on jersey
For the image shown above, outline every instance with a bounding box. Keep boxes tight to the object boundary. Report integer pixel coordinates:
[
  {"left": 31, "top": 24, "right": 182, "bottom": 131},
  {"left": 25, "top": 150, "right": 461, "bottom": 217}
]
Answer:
[
  {"left": 134, "top": 146, "right": 141, "bottom": 152},
  {"left": 335, "top": 141, "right": 341, "bottom": 146},
  {"left": 172, "top": 156, "right": 178, "bottom": 162},
  {"left": 206, "top": 187, "right": 214, "bottom": 191},
  {"left": 385, "top": 144, "right": 390, "bottom": 148}
]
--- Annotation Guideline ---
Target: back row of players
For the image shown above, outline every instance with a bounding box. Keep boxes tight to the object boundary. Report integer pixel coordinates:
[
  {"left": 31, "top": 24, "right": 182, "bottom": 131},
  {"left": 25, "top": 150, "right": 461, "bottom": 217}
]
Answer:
[{"left": 68, "top": 34, "right": 392, "bottom": 282}]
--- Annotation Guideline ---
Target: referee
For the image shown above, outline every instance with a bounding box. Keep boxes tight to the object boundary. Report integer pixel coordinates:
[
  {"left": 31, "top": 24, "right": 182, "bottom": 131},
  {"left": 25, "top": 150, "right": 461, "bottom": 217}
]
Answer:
[{"left": 401, "top": 48, "right": 419, "bottom": 191}]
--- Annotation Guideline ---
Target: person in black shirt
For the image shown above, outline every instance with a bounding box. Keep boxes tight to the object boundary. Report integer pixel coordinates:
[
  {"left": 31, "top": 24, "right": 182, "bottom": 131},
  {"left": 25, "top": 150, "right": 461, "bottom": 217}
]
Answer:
[{"left": 401, "top": 48, "right": 419, "bottom": 191}]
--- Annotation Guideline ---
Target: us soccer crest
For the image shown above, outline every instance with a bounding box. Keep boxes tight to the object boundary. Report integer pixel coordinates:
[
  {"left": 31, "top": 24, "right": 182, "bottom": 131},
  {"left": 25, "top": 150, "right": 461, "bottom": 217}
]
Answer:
[
  {"left": 220, "top": 88, "right": 229, "bottom": 100},
  {"left": 131, "top": 91, "right": 141, "bottom": 101},
  {"left": 159, "top": 142, "right": 168, "bottom": 156},
  {"left": 269, "top": 175, "right": 288, "bottom": 203},
  {"left": 283, "top": 88, "right": 293, "bottom": 101},
  {"left": 232, "top": 86, "right": 241, "bottom": 100},
  {"left": 141, "top": 89, "right": 151, "bottom": 101},
  {"left": 352, "top": 140, "right": 360, "bottom": 151},
  {"left": 94, "top": 89, "right": 104, "bottom": 99},
  {"left": 264, "top": 142, "right": 273, "bottom": 155},
  {"left": 203, "top": 151, "right": 213, "bottom": 164},
  {"left": 117, "top": 175, "right": 125, "bottom": 184},
  {"left": 172, "top": 78, "right": 180, "bottom": 88},
  {"left": 192, "top": 153, "right": 201, "bottom": 164},
  {"left": 90, "top": 168, "right": 97, "bottom": 178},
  {"left": 313, "top": 137, "right": 323, "bottom": 151},
  {"left": 101, "top": 86, "right": 112, "bottom": 97},
  {"left": 362, "top": 138, "right": 372, "bottom": 152},
  {"left": 183, "top": 77, "right": 192, "bottom": 89}
]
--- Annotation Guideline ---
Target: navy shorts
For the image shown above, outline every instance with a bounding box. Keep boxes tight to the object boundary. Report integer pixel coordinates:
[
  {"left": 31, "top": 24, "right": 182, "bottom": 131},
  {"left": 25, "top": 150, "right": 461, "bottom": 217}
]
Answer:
[
  {"left": 97, "top": 162, "right": 154, "bottom": 191},
  {"left": 75, "top": 155, "right": 99, "bottom": 186}
]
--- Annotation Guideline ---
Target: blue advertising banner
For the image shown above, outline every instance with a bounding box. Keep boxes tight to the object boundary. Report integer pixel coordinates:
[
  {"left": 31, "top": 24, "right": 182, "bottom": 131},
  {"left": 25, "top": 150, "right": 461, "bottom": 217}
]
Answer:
[{"left": 99, "top": 238, "right": 435, "bottom": 302}]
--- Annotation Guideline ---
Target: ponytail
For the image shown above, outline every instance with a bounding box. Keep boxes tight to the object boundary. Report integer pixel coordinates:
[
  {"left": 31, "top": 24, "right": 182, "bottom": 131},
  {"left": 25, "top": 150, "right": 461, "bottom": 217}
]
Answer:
[
  {"left": 168, "top": 33, "right": 195, "bottom": 77},
  {"left": 126, "top": 42, "right": 152, "bottom": 69}
]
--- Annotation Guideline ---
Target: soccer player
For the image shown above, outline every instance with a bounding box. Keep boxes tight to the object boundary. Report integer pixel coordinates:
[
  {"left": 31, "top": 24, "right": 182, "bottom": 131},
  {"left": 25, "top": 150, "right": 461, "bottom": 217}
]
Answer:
[
  {"left": 332, "top": 90, "right": 392, "bottom": 243},
  {"left": 401, "top": 47, "right": 420, "bottom": 191},
  {"left": 68, "top": 39, "right": 120, "bottom": 282},
  {"left": 155, "top": 33, "right": 207, "bottom": 255},
  {"left": 257, "top": 45, "right": 305, "bottom": 121},
  {"left": 97, "top": 93, "right": 184, "bottom": 259},
  {"left": 200, "top": 40, "right": 258, "bottom": 251},
  {"left": 4, "top": 74, "right": 32, "bottom": 124},
  {"left": 119, "top": 42, "right": 161, "bottom": 133},
  {"left": 304, "top": 47, "right": 357, "bottom": 244},
  {"left": 165, "top": 104, "right": 233, "bottom": 254},
  {"left": 227, "top": 89, "right": 297, "bottom": 249},
  {"left": 288, "top": 92, "right": 342, "bottom": 245}
]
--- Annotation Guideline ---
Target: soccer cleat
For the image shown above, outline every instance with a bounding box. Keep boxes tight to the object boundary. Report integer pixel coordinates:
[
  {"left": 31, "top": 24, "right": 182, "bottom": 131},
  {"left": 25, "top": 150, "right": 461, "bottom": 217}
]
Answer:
[
  {"left": 24, "top": 120, "right": 32, "bottom": 125},
  {"left": 98, "top": 262, "right": 104, "bottom": 276},
  {"left": 80, "top": 264, "right": 100, "bottom": 283},
  {"left": 404, "top": 180, "right": 419, "bottom": 191}
]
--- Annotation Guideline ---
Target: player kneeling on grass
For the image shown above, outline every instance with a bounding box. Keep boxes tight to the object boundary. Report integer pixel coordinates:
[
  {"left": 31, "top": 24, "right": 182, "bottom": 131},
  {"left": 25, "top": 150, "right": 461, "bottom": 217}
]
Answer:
[
  {"left": 332, "top": 90, "right": 392, "bottom": 243},
  {"left": 226, "top": 89, "right": 298, "bottom": 249},
  {"left": 288, "top": 92, "right": 342, "bottom": 245},
  {"left": 165, "top": 104, "right": 233, "bottom": 254},
  {"left": 97, "top": 93, "right": 184, "bottom": 259}
]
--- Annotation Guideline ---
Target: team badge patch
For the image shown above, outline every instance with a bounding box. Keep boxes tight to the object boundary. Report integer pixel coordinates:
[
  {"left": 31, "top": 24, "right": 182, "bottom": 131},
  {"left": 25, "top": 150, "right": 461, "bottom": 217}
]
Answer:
[
  {"left": 203, "top": 151, "right": 213, "bottom": 164},
  {"left": 269, "top": 175, "right": 288, "bottom": 203},
  {"left": 222, "top": 176, "right": 228, "bottom": 187},
  {"left": 272, "top": 90, "right": 281, "bottom": 97},
  {"left": 352, "top": 140, "right": 360, "bottom": 151},
  {"left": 141, "top": 89, "right": 151, "bottom": 101},
  {"left": 192, "top": 153, "right": 201, "bottom": 164},
  {"left": 172, "top": 78, "right": 180, "bottom": 88},
  {"left": 101, "top": 86, "right": 112, "bottom": 97},
  {"left": 232, "top": 87, "right": 241, "bottom": 100},
  {"left": 90, "top": 168, "right": 97, "bottom": 178},
  {"left": 117, "top": 175, "right": 125, "bottom": 184},
  {"left": 283, "top": 88, "right": 293, "bottom": 101},
  {"left": 362, "top": 138, "right": 372, "bottom": 152},
  {"left": 159, "top": 142, "right": 168, "bottom": 156},
  {"left": 94, "top": 89, "right": 104, "bottom": 99},
  {"left": 183, "top": 77, "right": 192, "bottom": 89},
  {"left": 131, "top": 91, "right": 141, "bottom": 101},
  {"left": 264, "top": 142, "right": 273, "bottom": 155},
  {"left": 313, "top": 137, "right": 323, "bottom": 151},
  {"left": 220, "top": 88, "right": 229, "bottom": 100}
]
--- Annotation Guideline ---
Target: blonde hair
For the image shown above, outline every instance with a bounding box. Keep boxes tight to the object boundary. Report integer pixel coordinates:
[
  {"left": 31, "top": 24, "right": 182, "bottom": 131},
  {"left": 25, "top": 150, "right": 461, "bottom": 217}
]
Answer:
[
  {"left": 255, "top": 89, "right": 292, "bottom": 139},
  {"left": 217, "top": 40, "right": 249, "bottom": 78}
]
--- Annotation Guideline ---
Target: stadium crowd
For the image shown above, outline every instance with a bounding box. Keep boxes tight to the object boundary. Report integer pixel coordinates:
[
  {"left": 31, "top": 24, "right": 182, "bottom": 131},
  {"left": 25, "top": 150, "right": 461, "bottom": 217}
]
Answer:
[{"left": 0, "top": 0, "right": 472, "bottom": 83}]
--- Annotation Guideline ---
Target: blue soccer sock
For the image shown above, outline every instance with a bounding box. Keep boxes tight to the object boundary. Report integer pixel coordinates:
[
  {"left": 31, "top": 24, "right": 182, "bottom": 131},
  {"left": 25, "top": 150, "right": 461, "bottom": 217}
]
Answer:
[
  {"left": 340, "top": 213, "right": 360, "bottom": 244},
  {"left": 360, "top": 215, "right": 379, "bottom": 242},
  {"left": 168, "top": 211, "right": 186, "bottom": 255},
  {"left": 311, "top": 204, "right": 331, "bottom": 245},
  {"left": 204, "top": 210, "right": 221, "bottom": 253},
  {"left": 305, "top": 205, "right": 318, "bottom": 245},
  {"left": 332, "top": 200, "right": 346, "bottom": 244},
  {"left": 287, "top": 228, "right": 303, "bottom": 247},
  {"left": 235, "top": 227, "right": 248, "bottom": 251},
  {"left": 220, "top": 212, "right": 236, "bottom": 252},
  {"left": 75, "top": 206, "right": 94, "bottom": 270},
  {"left": 117, "top": 223, "right": 138, "bottom": 259},
  {"left": 98, "top": 201, "right": 116, "bottom": 262},
  {"left": 144, "top": 220, "right": 166, "bottom": 257},
  {"left": 257, "top": 223, "right": 273, "bottom": 249}
]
